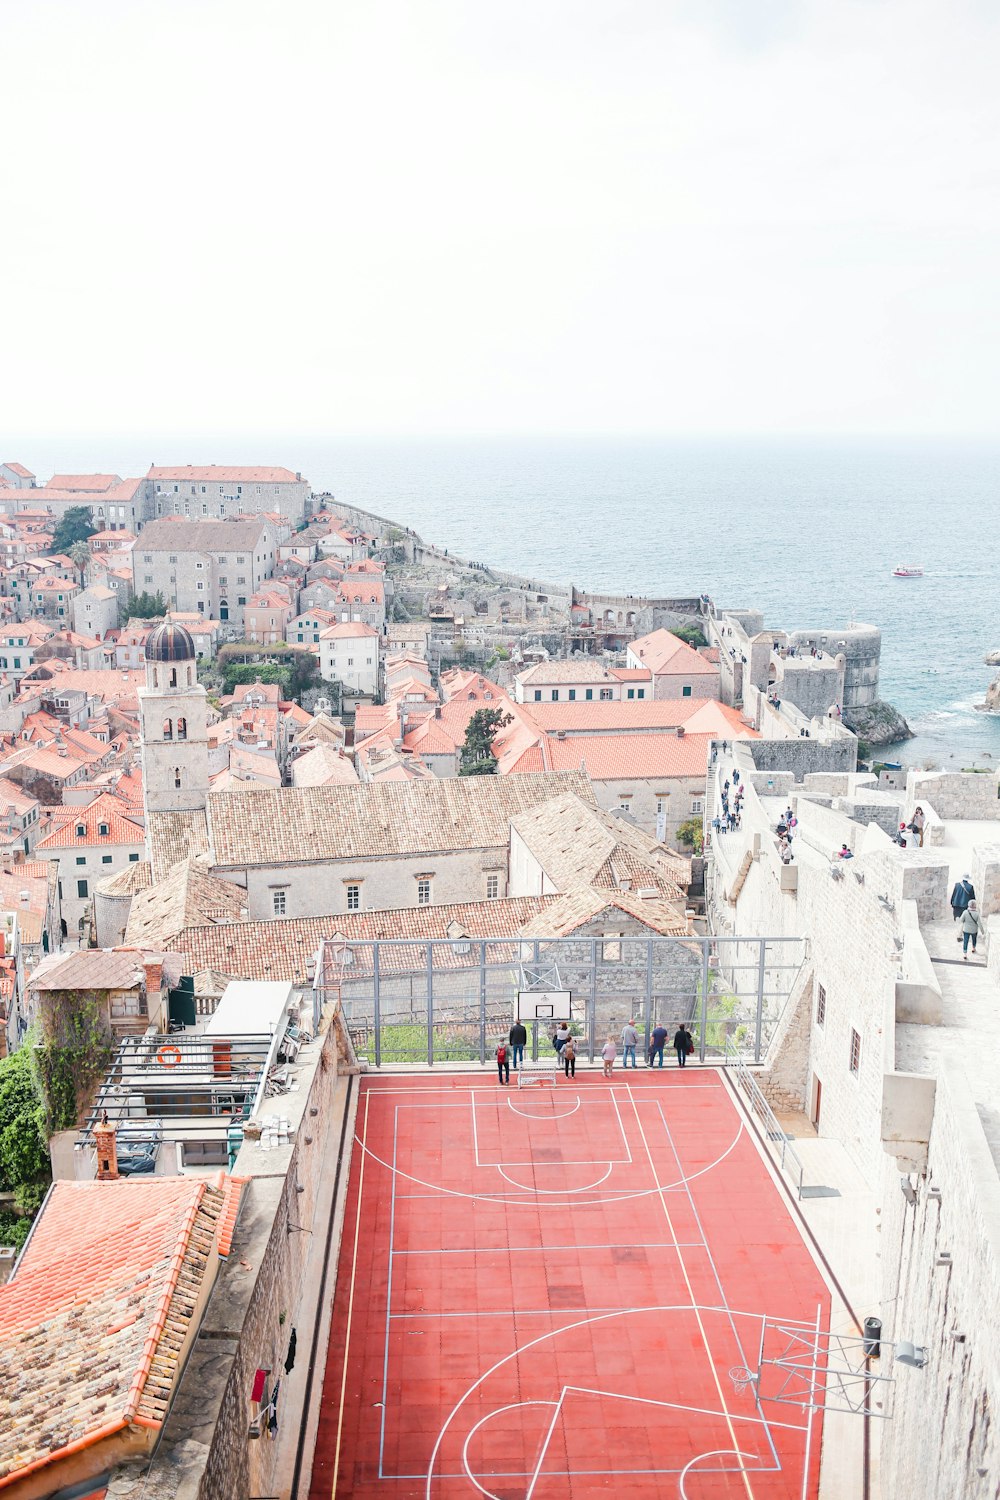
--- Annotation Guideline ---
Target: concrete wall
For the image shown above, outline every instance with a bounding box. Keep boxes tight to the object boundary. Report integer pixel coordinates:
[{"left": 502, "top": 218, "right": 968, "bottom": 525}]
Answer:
[
  {"left": 745, "top": 735, "right": 857, "bottom": 778},
  {"left": 906, "top": 769, "right": 1000, "bottom": 821},
  {"left": 235, "top": 845, "right": 511, "bottom": 920}
]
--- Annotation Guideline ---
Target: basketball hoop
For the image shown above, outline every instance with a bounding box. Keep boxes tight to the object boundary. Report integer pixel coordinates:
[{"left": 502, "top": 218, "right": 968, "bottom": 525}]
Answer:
[{"left": 729, "top": 1365, "right": 757, "bottom": 1397}]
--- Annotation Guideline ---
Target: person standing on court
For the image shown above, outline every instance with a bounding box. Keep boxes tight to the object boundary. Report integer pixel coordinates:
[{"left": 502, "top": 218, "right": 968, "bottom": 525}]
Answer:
[
  {"left": 509, "top": 1018, "right": 527, "bottom": 1071},
  {"left": 495, "top": 1039, "right": 510, "bottom": 1085},
  {"left": 951, "top": 875, "right": 975, "bottom": 922},
  {"left": 649, "top": 1022, "right": 668, "bottom": 1067},
  {"left": 601, "top": 1036, "right": 617, "bottom": 1078},
  {"left": 553, "top": 1021, "right": 571, "bottom": 1055},
  {"left": 562, "top": 1034, "right": 577, "bottom": 1079},
  {"left": 621, "top": 1019, "right": 639, "bottom": 1068},
  {"left": 673, "top": 1023, "right": 694, "bottom": 1068}
]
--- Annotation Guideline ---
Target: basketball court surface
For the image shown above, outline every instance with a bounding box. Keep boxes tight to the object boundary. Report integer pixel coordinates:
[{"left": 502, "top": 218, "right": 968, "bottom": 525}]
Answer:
[{"left": 310, "top": 1069, "right": 832, "bottom": 1498}]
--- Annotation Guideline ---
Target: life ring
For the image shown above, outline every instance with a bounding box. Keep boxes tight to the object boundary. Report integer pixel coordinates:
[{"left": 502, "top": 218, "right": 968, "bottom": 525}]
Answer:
[{"left": 157, "top": 1044, "right": 182, "bottom": 1068}]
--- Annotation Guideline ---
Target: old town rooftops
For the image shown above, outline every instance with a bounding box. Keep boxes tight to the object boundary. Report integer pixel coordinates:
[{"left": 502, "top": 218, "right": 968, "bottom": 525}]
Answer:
[
  {"left": 205, "top": 771, "right": 594, "bottom": 868},
  {"left": 133, "top": 517, "right": 271, "bottom": 551}
]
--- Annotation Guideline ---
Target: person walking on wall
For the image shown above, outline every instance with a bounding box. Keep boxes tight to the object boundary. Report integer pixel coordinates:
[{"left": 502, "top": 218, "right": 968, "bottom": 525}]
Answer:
[
  {"left": 601, "top": 1036, "right": 617, "bottom": 1078},
  {"left": 649, "top": 1022, "right": 668, "bottom": 1067},
  {"left": 961, "top": 900, "right": 985, "bottom": 959},
  {"left": 496, "top": 1039, "right": 510, "bottom": 1085},
  {"left": 673, "top": 1023, "right": 694, "bottom": 1068},
  {"left": 509, "top": 1019, "right": 527, "bottom": 1071},
  {"left": 562, "top": 1034, "right": 577, "bottom": 1079},
  {"left": 910, "top": 806, "right": 926, "bottom": 847},
  {"left": 621, "top": 1019, "right": 639, "bottom": 1068},
  {"left": 951, "top": 875, "right": 975, "bottom": 924}
]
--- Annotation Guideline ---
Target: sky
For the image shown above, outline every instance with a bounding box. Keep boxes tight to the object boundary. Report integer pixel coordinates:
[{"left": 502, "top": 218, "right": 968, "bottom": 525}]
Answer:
[{"left": 2, "top": 0, "right": 999, "bottom": 442}]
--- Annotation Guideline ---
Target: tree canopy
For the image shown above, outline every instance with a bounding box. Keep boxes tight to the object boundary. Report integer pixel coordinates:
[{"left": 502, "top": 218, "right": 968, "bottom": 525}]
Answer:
[
  {"left": 459, "top": 707, "right": 512, "bottom": 776},
  {"left": 51, "top": 506, "right": 96, "bottom": 554},
  {"left": 0, "top": 1047, "right": 49, "bottom": 1201},
  {"left": 125, "top": 591, "right": 167, "bottom": 619}
]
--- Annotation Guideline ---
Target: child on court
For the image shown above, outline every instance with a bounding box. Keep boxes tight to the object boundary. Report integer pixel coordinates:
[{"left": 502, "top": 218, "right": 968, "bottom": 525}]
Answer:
[
  {"left": 495, "top": 1039, "right": 510, "bottom": 1085},
  {"left": 601, "top": 1036, "right": 617, "bottom": 1078},
  {"left": 562, "top": 1034, "right": 577, "bottom": 1078}
]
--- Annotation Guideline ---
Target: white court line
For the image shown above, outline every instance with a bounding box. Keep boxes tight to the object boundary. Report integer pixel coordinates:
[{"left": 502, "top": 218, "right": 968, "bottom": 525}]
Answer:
[
  {"left": 625, "top": 1082, "right": 758, "bottom": 1500},
  {"left": 505, "top": 1094, "right": 581, "bottom": 1119},
  {"left": 422, "top": 1304, "right": 801, "bottom": 1499},
  {"left": 461, "top": 1400, "right": 558, "bottom": 1500},
  {"left": 377, "top": 1103, "right": 400, "bottom": 1475},
  {"left": 359, "top": 1081, "right": 725, "bottom": 1097},
  {"left": 495, "top": 1161, "right": 615, "bottom": 1193},
  {"left": 351, "top": 1114, "right": 744, "bottom": 1207},
  {"left": 391, "top": 1239, "right": 693, "bottom": 1255},
  {"left": 648, "top": 1093, "right": 782, "bottom": 1475},
  {"left": 681, "top": 1448, "right": 762, "bottom": 1500},
  {"left": 472, "top": 1092, "right": 631, "bottom": 1167}
]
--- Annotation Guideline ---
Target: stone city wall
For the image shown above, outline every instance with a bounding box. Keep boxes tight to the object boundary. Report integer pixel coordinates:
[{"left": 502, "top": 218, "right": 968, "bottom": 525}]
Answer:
[
  {"left": 906, "top": 769, "right": 1000, "bottom": 821},
  {"left": 878, "top": 1063, "right": 1000, "bottom": 1499}
]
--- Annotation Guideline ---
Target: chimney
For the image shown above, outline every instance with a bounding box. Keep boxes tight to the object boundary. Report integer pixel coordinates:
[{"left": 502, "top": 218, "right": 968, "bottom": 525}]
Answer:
[
  {"left": 143, "top": 957, "right": 163, "bottom": 996},
  {"left": 93, "top": 1110, "right": 119, "bottom": 1180},
  {"left": 677, "top": 726, "right": 685, "bottom": 737}
]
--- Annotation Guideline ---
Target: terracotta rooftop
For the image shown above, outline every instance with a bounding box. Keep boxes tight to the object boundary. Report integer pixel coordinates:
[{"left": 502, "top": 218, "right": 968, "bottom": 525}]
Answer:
[
  {"left": 0, "top": 1174, "right": 238, "bottom": 1488},
  {"left": 206, "top": 772, "right": 594, "bottom": 868},
  {"left": 539, "top": 730, "right": 719, "bottom": 781},
  {"left": 134, "top": 516, "right": 271, "bottom": 552},
  {"left": 124, "top": 859, "right": 248, "bottom": 949},
  {"left": 510, "top": 791, "right": 689, "bottom": 897},
  {"left": 628, "top": 628, "right": 721, "bottom": 679},
  {"left": 35, "top": 793, "right": 144, "bottom": 851},
  {"left": 146, "top": 808, "right": 210, "bottom": 883},
  {"left": 1, "top": 463, "right": 33, "bottom": 479},
  {"left": 518, "top": 697, "right": 752, "bottom": 735},
  {"left": 46, "top": 473, "right": 122, "bottom": 492},
  {"left": 147, "top": 464, "right": 303, "bottom": 484},
  {"left": 516, "top": 658, "right": 619, "bottom": 685}
]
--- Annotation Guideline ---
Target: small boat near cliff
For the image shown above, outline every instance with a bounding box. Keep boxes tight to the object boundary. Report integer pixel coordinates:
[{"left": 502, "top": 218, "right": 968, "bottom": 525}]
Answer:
[{"left": 892, "top": 564, "right": 924, "bottom": 577}]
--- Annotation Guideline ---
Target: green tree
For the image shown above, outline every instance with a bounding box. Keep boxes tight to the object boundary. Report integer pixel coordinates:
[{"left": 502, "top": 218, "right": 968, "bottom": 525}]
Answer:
[
  {"left": 0, "top": 1047, "right": 48, "bottom": 1197},
  {"left": 672, "top": 625, "right": 707, "bottom": 648},
  {"left": 459, "top": 707, "right": 513, "bottom": 776},
  {"left": 68, "top": 539, "right": 92, "bottom": 582},
  {"left": 125, "top": 591, "right": 167, "bottom": 619},
  {"left": 675, "top": 817, "right": 704, "bottom": 855},
  {"left": 51, "top": 506, "right": 96, "bottom": 554}
]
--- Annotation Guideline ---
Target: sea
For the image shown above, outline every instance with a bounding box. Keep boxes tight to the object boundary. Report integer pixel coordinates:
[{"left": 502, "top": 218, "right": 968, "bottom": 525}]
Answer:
[{"left": 14, "top": 434, "right": 1000, "bottom": 767}]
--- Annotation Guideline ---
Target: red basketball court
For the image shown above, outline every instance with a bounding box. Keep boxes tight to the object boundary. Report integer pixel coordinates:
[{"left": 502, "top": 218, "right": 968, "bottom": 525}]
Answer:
[{"left": 310, "top": 1070, "right": 831, "bottom": 1499}]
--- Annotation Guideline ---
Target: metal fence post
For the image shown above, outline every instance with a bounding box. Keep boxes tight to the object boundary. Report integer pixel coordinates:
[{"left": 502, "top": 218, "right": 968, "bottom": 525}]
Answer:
[
  {"left": 373, "top": 941, "right": 381, "bottom": 1069},
  {"left": 589, "top": 940, "right": 597, "bottom": 1062},
  {"left": 644, "top": 939, "right": 654, "bottom": 1057},
  {"left": 427, "top": 943, "right": 434, "bottom": 1066},
  {"left": 699, "top": 934, "right": 710, "bottom": 1062},
  {"left": 479, "top": 942, "right": 487, "bottom": 1064},
  {"left": 754, "top": 940, "right": 767, "bottom": 1062}
]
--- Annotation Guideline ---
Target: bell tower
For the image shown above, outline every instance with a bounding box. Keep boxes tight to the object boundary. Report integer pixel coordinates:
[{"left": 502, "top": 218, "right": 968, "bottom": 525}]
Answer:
[{"left": 138, "top": 620, "right": 210, "bottom": 817}]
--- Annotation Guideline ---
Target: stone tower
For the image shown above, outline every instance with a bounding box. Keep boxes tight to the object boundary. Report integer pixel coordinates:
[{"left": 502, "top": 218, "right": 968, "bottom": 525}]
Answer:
[{"left": 138, "top": 620, "right": 210, "bottom": 816}]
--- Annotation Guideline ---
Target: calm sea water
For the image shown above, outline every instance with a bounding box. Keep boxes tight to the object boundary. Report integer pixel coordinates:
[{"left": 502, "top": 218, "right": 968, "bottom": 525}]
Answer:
[{"left": 16, "top": 434, "right": 1000, "bottom": 766}]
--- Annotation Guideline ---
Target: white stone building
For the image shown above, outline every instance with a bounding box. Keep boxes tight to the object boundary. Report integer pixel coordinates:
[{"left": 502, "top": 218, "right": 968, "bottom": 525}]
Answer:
[
  {"left": 147, "top": 465, "right": 310, "bottom": 526},
  {"left": 318, "top": 621, "right": 381, "bottom": 699}
]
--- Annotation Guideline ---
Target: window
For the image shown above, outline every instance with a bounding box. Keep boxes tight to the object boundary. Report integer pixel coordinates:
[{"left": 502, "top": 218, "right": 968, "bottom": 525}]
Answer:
[
  {"left": 656, "top": 797, "right": 667, "bottom": 815},
  {"left": 77, "top": 879, "right": 88, "bottom": 898},
  {"left": 237, "top": 575, "right": 246, "bottom": 585},
  {"left": 102, "top": 854, "right": 112, "bottom": 864},
  {"left": 816, "top": 984, "right": 826, "bottom": 1027},
  {"left": 273, "top": 889, "right": 287, "bottom": 915},
  {"left": 690, "top": 799, "right": 703, "bottom": 814},
  {"left": 585, "top": 688, "right": 593, "bottom": 700},
  {"left": 174, "top": 768, "right": 181, "bottom": 788},
  {"left": 177, "top": 717, "right": 187, "bottom": 741},
  {"left": 682, "top": 685, "right": 693, "bottom": 697},
  {"left": 417, "top": 878, "right": 432, "bottom": 906},
  {"left": 238, "top": 596, "right": 246, "bottom": 606},
  {"left": 849, "top": 1028, "right": 861, "bottom": 1074},
  {"left": 219, "top": 576, "right": 227, "bottom": 586},
  {"left": 197, "top": 581, "right": 204, "bottom": 591},
  {"left": 568, "top": 689, "right": 576, "bottom": 701},
  {"left": 98, "top": 822, "right": 109, "bottom": 836},
  {"left": 599, "top": 688, "right": 613, "bottom": 701},
  {"left": 534, "top": 690, "right": 542, "bottom": 701},
  {"left": 75, "top": 855, "right": 86, "bottom": 866},
  {"left": 486, "top": 874, "right": 499, "bottom": 899},
  {"left": 602, "top": 936, "right": 623, "bottom": 962},
  {"left": 627, "top": 688, "right": 635, "bottom": 699},
  {"left": 169, "top": 554, "right": 177, "bottom": 563},
  {"left": 75, "top": 823, "right": 86, "bottom": 838},
  {"left": 129, "top": 852, "right": 139, "bottom": 862},
  {"left": 637, "top": 689, "right": 645, "bottom": 699},
  {"left": 346, "top": 883, "right": 361, "bottom": 911}
]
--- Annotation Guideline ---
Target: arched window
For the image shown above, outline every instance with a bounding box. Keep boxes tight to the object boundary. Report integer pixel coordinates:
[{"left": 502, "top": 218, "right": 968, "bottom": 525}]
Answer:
[
  {"left": 177, "top": 717, "right": 187, "bottom": 741},
  {"left": 169, "top": 667, "right": 178, "bottom": 687},
  {"left": 163, "top": 718, "right": 173, "bottom": 740},
  {"left": 174, "top": 767, "right": 182, "bottom": 788}
]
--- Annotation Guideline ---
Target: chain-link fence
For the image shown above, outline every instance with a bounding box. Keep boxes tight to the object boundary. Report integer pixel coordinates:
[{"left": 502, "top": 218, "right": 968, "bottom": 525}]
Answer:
[{"left": 316, "top": 934, "right": 805, "bottom": 1068}]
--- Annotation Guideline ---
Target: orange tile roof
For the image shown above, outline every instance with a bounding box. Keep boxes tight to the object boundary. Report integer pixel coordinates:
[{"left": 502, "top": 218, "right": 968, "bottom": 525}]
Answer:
[
  {"left": 0, "top": 1175, "right": 229, "bottom": 1487},
  {"left": 46, "top": 473, "right": 122, "bottom": 492},
  {"left": 35, "top": 792, "right": 144, "bottom": 850},
  {"left": 628, "top": 628, "right": 721, "bottom": 679},
  {"left": 337, "top": 579, "right": 384, "bottom": 605},
  {"left": 320, "top": 620, "right": 379, "bottom": 639},
  {"left": 2, "top": 463, "right": 33, "bottom": 478},
  {"left": 217, "top": 1176, "right": 248, "bottom": 1257},
  {"left": 147, "top": 464, "right": 303, "bottom": 483},
  {"left": 537, "top": 731, "right": 718, "bottom": 780},
  {"left": 519, "top": 698, "right": 752, "bottom": 736}
]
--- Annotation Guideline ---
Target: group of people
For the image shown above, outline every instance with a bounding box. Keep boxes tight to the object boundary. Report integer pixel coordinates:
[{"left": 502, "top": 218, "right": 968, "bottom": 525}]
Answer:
[
  {"left": 715, "top": 770, "right": 744, "bottom": 834},
  {"left": 776, "top": 806, "right": 797, "bottom": 863},
  {"left": 894, "top": 806, "right": 926, "bottom": 848},
  {"left": 495, "top": 1019, "right": 695, "bottom": 1082},
  {"left": 950, "top": 875, "right": 985, "bottom": 959}
]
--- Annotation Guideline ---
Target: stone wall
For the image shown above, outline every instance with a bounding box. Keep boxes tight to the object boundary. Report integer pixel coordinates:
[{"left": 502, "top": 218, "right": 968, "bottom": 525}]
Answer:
[
  {"left": 971, "top": 843, "right": 1000, "bottom": 918},
  {"left": 906, "top": 769, "right": 1000, "bottom": 821},
  {"left": 879, "top": 1064, "right": 1000, "bottom": 1498},
  {"left": 745, "top": 735, "right": 857, "bottom": 778}
]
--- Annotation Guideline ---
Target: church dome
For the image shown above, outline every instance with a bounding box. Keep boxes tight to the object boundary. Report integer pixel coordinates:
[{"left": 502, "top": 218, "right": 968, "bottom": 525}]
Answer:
[{"left": 145, "top": 619, "right": 196, "bottom": 662}]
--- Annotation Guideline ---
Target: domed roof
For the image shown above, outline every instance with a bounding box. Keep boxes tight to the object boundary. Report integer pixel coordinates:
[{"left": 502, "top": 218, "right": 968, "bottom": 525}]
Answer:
[{"left": 146, "top": 619, "right": 196, "bottom": 662}]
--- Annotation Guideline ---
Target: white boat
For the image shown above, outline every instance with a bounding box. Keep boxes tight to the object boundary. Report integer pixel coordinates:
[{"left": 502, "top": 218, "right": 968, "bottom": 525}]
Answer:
[{"left": 892, "top": 564, "right": 924, "bottom": 578}]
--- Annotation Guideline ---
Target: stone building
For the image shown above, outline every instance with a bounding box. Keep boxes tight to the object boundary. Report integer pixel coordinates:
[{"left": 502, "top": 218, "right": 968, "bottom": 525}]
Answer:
[
  {"left": 147, "top": 464, "right": 310, "bottom": 525},
  {"left": 131, "top": 516, "right": 277, "bottom": 630}
]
